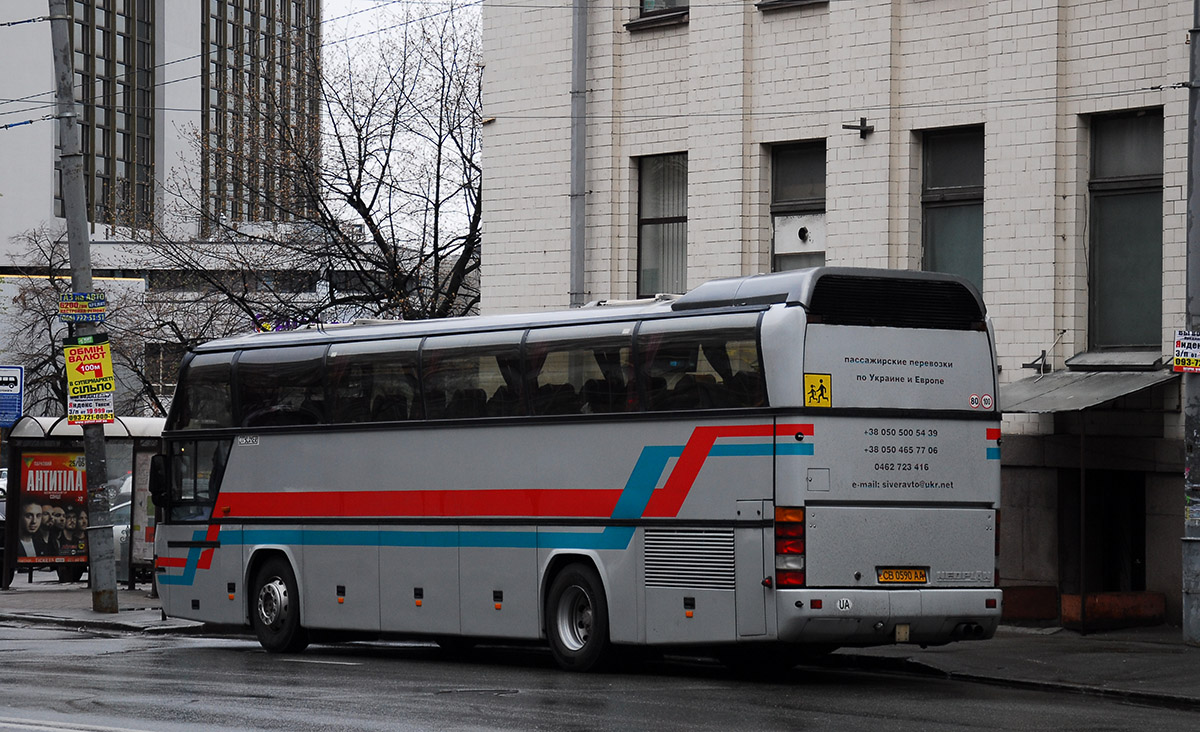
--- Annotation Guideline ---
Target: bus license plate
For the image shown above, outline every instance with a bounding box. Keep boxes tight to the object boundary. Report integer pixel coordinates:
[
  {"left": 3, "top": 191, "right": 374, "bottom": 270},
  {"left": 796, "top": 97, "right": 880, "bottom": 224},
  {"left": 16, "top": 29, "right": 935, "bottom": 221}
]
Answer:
[{"left": 877, "top": 568, "right": 928, "bottom": 584}]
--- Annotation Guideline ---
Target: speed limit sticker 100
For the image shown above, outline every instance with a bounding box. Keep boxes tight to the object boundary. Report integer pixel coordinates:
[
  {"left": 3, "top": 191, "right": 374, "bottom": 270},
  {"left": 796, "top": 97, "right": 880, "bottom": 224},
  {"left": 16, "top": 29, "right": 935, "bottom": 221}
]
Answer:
[{"left": 969, "top": 393, "right": 993, "bottom": 409}]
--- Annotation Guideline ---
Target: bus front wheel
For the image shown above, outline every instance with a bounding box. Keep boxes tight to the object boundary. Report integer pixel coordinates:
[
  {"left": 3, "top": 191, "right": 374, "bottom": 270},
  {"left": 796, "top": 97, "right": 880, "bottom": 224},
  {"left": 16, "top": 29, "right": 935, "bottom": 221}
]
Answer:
[
  {"left": 251, "top": 556, "right": 309, "bottom": 653},
  {"left": 545, "top": 563, "right": 611, "bottom": 672}
]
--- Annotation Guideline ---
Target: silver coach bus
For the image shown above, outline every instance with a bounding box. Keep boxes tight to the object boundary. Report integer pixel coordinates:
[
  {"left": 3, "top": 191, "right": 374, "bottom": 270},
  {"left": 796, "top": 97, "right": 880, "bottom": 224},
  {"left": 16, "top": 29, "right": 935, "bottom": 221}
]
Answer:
[{"left": 151, "top": 267, "right": 1002, "bottom": 671}]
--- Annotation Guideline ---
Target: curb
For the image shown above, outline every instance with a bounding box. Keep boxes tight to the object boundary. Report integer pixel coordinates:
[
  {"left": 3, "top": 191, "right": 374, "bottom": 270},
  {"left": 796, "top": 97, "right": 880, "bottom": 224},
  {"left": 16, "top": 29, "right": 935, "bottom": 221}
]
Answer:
[
  {"left": 827, "top": 652, "right": 1200, "bottom": 712},
  {"left": 0, "top": 610, "right": 206, "bottom": 636}
]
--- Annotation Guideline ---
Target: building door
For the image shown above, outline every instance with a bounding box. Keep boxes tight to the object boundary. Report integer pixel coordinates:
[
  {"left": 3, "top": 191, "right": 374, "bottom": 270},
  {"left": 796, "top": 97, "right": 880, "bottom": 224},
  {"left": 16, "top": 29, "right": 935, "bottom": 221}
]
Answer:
[{"left": 1058, "top": 469, "right": 1146, "bottom": 594}]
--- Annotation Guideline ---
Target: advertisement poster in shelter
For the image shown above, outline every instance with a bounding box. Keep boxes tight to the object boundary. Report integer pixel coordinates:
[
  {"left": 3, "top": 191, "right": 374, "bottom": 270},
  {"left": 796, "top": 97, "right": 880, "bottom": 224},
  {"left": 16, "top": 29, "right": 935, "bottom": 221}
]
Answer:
[{"left": 13, "top": 453, "right": 89, "bottom": 565}]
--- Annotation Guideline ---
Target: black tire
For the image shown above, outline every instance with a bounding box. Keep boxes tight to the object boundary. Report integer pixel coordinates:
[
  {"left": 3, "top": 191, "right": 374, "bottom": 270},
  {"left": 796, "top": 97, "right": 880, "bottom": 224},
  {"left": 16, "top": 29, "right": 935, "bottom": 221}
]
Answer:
[
  {"left": 545, "top": 563, "right": 611, "bottom": 672},
  {"left": 251, "top": 556, "right": 309, "bottom": 653}
]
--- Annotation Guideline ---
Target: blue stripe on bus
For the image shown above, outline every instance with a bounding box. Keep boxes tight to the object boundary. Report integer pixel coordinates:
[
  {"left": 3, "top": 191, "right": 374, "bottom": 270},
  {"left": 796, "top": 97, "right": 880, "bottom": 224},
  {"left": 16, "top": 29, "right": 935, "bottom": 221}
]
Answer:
[
  {"left": 610, "top": 446, "right": 682, "bottom": 520},
  {"left": 773, "top": 443, "right": 814, "bottom": 456},
  {"left": 157, "top": 527, "right": 214, "bottom": 586},
  {"left": 228, "top": 526, "right": 638, "bottom": 552},
  {"left": 986, "top": 447, "right": 1001, "bottom": 460}
]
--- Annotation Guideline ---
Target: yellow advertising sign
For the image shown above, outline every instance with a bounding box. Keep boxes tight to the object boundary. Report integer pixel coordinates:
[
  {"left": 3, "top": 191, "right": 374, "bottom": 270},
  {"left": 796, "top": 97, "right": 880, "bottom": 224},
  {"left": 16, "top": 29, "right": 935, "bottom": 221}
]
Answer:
[
  {"left": 63, "top": 333, "right": 115, "bottom": 397},
  {"left": 804, "top": 373, "right": 832, "bottom": 408}
]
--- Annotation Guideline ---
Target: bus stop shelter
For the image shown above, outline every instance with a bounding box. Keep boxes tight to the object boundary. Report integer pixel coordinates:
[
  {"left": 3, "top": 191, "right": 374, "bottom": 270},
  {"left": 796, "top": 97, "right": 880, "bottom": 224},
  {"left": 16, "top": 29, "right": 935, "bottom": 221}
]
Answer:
[{"left": 2, "top": 416, "right": 163, "bottom": 589}]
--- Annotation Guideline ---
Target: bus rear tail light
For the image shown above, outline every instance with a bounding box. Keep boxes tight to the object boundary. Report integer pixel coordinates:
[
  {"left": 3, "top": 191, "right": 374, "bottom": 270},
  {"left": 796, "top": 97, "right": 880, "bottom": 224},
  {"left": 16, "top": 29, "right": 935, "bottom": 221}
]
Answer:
[{"left": 775, "top": 507, "right": 806, "bottom": 587}]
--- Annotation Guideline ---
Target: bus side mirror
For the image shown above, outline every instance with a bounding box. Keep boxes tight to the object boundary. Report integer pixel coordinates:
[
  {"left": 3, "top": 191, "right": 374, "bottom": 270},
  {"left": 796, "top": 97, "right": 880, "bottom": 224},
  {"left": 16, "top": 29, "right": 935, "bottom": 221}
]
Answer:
[{"left": 149, "top": 454, "right": 167, "bottom": 506}]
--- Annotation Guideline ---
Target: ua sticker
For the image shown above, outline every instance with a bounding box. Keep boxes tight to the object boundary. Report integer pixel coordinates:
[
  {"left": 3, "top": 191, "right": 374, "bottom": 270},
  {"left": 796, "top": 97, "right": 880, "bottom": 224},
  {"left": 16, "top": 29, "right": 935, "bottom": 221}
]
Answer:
[{"left": 804, "top": 373, "right": 832, "bottom": 408}]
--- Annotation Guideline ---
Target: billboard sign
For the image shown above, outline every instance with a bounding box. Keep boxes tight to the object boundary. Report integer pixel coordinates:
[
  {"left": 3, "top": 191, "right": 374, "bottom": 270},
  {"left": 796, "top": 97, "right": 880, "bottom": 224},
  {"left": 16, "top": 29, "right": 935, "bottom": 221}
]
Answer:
[
  {"left": 58, "top": 292, "right": 107, "bottom": 323},
  {"left": 12, "top": 452, "right": 90, "bottom": 566}
]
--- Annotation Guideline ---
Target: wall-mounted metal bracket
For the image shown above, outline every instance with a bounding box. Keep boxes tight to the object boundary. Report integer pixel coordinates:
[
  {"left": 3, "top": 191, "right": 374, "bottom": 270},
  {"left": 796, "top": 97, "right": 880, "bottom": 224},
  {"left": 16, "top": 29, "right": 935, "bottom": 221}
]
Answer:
[{"left": 842, "top": 117, "right": 874, "bottom": 139}]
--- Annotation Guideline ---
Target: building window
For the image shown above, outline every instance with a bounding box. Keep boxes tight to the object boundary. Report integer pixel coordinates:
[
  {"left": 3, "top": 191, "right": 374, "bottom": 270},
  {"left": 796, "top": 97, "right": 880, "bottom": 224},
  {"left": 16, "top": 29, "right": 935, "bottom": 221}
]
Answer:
[
  {"left": 771, "top": 141, "right": 825, "bottom": 271},
  {"left": 641, "top": 0, "right": 687, "bottom": 16},
  {"left": 1088, "top": 110, "right": 1163, "bottom": 350},
  {"left": 922, "top": 127, "right": 984, "bottom": 292},
  {"left": 638, "top": 153, "right": 688, "bottom": 297},
  {"left": 60, "top": 0, "right": 154, "bottom": 227},
  {"left": 202, "top": 0, "right": 320, "bottom": 228}
]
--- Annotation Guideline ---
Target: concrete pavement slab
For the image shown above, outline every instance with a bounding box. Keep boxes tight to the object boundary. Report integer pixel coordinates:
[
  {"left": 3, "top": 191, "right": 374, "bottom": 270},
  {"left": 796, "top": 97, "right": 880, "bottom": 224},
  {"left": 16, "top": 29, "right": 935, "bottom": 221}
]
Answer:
[
  {"left": 836, "top": 624, "right": 1200, "bottom": 708},
  {"left": 0, "top": 571, "right": 200, "bottom": 634}
]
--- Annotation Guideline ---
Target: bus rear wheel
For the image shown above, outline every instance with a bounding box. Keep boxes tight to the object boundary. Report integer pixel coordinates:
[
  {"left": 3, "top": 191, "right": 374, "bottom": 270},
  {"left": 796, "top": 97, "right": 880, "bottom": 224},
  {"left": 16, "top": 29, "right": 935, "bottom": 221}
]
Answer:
[
  {"left": 251, "top": 556, "right": 309, "bottom": 653},
  {"left": 545, "top": 563, "right": 610, "bottom": 672}
]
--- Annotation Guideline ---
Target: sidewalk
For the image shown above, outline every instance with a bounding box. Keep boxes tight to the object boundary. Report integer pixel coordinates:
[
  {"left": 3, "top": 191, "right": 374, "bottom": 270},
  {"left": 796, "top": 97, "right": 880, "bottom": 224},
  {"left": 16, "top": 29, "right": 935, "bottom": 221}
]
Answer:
[
  {"left": 0, "top": 569, "right": 201, "bottom": 634},
  {"left": 3, "top": 572, "right": 1200, "bottom": 707},
  {"left": 836, "top": 624, "right": 1200, "bottom": 709}
]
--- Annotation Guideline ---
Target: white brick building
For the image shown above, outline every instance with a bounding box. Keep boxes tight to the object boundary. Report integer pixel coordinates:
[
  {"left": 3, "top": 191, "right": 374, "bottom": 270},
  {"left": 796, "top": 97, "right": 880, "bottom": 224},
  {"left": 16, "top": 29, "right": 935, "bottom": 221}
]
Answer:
[{"left": 482, "top": 0, "right": 1188, "bottom": 625}]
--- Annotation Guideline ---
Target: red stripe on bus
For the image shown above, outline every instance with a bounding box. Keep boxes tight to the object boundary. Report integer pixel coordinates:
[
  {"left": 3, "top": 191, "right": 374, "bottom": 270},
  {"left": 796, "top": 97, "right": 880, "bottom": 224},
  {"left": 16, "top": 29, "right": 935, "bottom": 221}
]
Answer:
[
  {"left": 219, "top": 423, "right": 809, "bottom": 521},
  {"left": 197, "top": 524, "right": 221, "bottom": 570},
  {"left": 222, "top": 488, "right": 625, "bottom": 520},
  {"left": 986, "top": 428, "right": 1001, "bottom": 441},
  {"left": 643, "top": 423, "right": 810, "bottom": 518},
  {"left": 156, "top": 556, "right": 187, "bottom": 568}
]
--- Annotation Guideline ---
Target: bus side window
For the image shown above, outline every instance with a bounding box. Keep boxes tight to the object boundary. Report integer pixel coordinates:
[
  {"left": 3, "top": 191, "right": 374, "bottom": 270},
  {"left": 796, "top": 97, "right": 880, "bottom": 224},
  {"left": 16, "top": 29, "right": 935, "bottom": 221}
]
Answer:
[
  {"left": 422, "top": 334, "right": 524, "bottom": 420},
  {"left": 636, "top": 314, "right": 765, "bottom": 412},
  {"left": 236, "top": 345, "right": 328, "bottom": 427},
  {"left": 328, "top": 340, "right": 420, "bottom": 424},
  {"left": 168, "top": 439, "right": 231, "bottom": 522},
  {"left": 174, "top": 353, "right": 234, "bottom": 430},
  {"left": 525, "top": 324, "right": 637, "bottom": 415}
]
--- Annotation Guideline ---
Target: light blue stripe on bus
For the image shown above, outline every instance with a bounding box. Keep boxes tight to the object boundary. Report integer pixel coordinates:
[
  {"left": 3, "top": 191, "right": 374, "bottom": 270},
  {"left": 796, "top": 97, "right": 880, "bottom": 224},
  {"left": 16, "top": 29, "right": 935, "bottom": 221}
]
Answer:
[
  {"left": 986, "top": 447, "right": 1001, "bottom": 460},
  {"left": 771, "top": 443, "right": 814, "bottom": 456},
  {"left": 707, "top": 443, "right": 812, "bottom": 457},
  {"left": 240, "top": 527, "right": 636, "bottom": 551},
  {"left": 610, "top": 446, "right": 682, "bottom": 520},
  {"left": 156, "top": 527, "right": 216, "bottom": 586}
]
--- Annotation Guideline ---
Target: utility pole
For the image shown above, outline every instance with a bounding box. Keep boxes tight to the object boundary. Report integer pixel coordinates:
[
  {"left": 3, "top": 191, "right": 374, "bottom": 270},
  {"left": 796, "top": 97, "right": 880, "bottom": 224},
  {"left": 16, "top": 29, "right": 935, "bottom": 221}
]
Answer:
[
  {"left": 48, "top": 0, "right": 118, "bottom": 613},
  {"left": 1185, "top": 0, "right": 1200, "bottom": 645}
]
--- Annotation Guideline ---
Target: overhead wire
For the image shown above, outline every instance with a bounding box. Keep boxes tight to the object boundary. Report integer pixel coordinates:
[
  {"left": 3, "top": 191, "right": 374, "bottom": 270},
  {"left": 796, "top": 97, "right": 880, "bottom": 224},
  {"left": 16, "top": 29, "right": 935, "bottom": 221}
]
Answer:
[
  {"left": 0, "top": 1, "right": 1185, "bottom": 126},
  {"left": 0, "top": 0, "right": 482, "bottom": 117}
]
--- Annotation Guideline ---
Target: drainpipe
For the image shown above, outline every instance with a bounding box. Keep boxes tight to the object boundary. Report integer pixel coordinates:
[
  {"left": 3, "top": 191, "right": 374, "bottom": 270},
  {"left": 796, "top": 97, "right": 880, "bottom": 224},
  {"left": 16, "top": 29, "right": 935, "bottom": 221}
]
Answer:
[{"left": 568, "top": 0, "right": 587, "bottom": 306}]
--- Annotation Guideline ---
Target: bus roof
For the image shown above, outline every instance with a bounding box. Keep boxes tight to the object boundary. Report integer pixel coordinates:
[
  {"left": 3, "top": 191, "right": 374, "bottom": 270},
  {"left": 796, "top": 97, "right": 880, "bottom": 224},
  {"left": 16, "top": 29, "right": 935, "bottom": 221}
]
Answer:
[{"left": 190, "top": 267, "right": 986, "bottom": 354}]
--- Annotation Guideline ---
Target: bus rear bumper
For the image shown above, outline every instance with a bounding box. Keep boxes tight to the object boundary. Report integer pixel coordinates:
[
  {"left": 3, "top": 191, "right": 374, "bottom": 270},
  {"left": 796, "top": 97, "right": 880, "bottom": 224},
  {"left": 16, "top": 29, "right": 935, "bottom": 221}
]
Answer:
[{"left": 775, "top": 588, "right": 1003, "bottom": 646}]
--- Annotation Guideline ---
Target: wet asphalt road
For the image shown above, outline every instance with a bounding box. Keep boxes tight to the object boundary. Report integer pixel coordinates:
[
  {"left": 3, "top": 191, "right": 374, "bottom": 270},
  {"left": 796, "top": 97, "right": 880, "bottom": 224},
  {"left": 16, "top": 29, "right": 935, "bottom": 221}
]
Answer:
[{"left": 0, "top": 626, "right": 1198, "bottom": 731}]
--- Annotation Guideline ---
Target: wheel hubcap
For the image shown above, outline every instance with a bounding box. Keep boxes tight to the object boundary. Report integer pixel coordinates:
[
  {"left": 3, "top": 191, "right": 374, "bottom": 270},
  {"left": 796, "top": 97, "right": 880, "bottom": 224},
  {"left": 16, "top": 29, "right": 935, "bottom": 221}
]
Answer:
[
  {"left": 555, "top": 585, "right": 592, "bottom": 652},
  {"left": 258, "top": 578, "right": 289, "bottom": 629}
]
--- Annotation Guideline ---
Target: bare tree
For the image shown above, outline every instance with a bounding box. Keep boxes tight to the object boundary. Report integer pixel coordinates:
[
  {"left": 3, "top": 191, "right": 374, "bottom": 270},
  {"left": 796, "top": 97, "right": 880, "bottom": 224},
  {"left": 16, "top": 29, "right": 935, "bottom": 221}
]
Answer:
[
  {"left": 1, "top": 230, "right": 256, "bottom": 418},
  {"left": 2, "top": 230, "right": 72, "bottom": 416},
  {"left": 2, "top": 4, "right": 483, "bottom": 418},
  {"left": 150, "top": 2, "right": 483, "bottom": 327}
]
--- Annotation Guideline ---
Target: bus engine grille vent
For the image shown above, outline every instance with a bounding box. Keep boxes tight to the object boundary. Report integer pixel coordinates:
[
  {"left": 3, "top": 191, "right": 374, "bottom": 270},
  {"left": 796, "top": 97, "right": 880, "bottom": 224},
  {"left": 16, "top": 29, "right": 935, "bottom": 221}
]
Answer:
[{"left": 644, "top": 529, "right": 735, "bottom": 590}]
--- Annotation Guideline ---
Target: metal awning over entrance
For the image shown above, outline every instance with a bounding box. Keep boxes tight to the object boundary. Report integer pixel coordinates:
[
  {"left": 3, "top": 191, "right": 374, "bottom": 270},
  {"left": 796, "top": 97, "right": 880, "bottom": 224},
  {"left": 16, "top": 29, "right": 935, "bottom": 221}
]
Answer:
[{"left": 1001, "top": 368, "right": 1179, "bottom": 413}]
